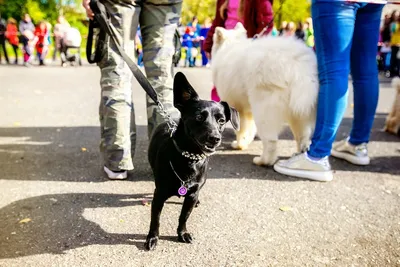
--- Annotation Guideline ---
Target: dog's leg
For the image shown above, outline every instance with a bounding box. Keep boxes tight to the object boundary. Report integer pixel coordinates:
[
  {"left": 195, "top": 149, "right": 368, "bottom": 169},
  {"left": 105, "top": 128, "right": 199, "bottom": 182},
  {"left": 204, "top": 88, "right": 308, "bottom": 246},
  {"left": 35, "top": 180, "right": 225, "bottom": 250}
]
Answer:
[
  {"left": 249, "top": 96, "right": 283, "bottom": 166},
  {"left": 253, "top": 139, "right": 278, "bottom": 166},
  {"left": 231, "top": 111, "right": 256, "bottom": 150},
  {"left": 177, "top": 193, "right": 198, "bottom": 243},
  {"left": 144, "top": 189, "right": 169, "bottom": 251},
  {"left": 289, "top": 115, "right": 314, "bottom": 153}
]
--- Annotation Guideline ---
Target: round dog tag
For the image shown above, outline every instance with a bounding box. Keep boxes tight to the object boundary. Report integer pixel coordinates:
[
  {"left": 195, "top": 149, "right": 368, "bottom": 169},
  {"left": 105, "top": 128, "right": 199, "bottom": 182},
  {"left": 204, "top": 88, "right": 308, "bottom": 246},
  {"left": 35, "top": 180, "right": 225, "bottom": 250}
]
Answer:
[{"left": 178, "top": 185, "right": 187, "bottom": 196}]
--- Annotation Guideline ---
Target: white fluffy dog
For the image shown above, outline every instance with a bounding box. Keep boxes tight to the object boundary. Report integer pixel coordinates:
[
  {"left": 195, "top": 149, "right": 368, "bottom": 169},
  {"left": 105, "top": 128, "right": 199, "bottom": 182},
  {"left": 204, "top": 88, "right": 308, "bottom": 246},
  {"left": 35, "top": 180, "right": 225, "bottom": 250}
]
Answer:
[{"left": 211, "top": 23, "right": 319, "bottom": 166}]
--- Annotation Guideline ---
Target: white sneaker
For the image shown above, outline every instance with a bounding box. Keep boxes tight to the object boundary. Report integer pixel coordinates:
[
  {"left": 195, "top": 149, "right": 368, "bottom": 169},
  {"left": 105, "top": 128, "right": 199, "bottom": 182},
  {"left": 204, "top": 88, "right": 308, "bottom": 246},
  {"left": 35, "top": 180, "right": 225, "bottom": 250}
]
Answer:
[
  {"left": 103, "top": 166, "right": 128, "bottom": 180},
  {"left": 273, "top": 152, "right": 333, "bottom": 182},
  {"left": 331, "top": 138, "right": 370, "bottom": 165}
]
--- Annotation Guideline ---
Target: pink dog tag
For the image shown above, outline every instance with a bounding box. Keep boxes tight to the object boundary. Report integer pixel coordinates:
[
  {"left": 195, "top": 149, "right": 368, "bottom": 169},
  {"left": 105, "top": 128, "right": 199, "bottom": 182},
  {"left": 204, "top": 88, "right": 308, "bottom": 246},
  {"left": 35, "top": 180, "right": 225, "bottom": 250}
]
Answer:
[{"left": 178, "top": 185, "right": 187, "bottom": 196}]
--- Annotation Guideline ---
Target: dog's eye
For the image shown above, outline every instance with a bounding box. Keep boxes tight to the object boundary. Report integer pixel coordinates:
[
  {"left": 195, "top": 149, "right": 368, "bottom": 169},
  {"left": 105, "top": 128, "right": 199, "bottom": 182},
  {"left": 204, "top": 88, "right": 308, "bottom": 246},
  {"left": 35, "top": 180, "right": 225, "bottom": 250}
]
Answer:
[
  {"left": 218, "top": 118, "right": 226, "bottom": 125},
  {"left": 196, "top": 115, "right": 204, "bottom": 121}
]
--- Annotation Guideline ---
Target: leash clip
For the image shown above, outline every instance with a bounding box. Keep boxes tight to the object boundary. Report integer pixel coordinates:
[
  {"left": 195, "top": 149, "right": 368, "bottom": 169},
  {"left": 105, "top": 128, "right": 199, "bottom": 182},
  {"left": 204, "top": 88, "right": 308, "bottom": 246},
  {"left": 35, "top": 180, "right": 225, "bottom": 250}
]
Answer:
[{"left": 156, "top": 101, "right": 178, "bottom": 136}]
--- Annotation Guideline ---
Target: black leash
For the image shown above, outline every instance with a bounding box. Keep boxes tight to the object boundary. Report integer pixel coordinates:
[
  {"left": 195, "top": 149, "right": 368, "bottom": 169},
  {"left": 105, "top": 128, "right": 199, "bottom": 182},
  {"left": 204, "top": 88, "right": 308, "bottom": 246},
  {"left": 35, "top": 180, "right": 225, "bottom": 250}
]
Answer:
[{"left": 86, "top": 0, "right": 177, "bottom": 131}]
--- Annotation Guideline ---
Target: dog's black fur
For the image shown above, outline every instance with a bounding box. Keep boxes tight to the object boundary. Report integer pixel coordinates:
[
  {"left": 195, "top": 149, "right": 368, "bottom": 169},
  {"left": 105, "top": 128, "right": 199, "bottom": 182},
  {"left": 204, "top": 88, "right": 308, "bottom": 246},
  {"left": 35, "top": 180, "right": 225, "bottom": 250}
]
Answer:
[{"left": 144, "top": 72, "right": 240, "bottom": 251}]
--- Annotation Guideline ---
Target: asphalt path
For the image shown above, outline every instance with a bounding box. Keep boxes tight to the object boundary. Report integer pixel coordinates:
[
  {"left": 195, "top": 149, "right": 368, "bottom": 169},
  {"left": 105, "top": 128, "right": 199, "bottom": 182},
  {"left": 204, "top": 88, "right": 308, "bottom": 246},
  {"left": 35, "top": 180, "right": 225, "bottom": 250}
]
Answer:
[{"left": 0, "top": 63, "right": 399, "bottom": 266}]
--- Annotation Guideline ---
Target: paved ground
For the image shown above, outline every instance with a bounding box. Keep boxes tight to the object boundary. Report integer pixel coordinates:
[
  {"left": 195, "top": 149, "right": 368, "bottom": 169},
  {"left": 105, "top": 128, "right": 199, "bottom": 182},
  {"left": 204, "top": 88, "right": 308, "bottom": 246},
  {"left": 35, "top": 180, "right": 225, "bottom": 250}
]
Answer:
[{"left": 0, "top": 62, "right": 399, "bottom": 267}]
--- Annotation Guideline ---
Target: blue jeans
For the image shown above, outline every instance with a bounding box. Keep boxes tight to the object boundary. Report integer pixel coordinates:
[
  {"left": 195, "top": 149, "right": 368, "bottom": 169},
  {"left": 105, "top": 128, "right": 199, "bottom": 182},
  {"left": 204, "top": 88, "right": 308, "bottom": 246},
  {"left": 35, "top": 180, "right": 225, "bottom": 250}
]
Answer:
[{"left": 308, "top": 1, "right": 384, "bottom": 158}]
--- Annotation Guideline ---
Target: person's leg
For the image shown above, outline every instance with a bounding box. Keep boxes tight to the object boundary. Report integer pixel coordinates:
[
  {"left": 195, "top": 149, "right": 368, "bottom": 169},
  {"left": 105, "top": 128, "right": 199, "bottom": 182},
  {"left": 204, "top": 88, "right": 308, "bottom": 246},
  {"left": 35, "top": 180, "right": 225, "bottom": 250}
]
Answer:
[
  {"left": 201, "top": 48, "right": 208, "bottom": 66},
  {"left": 330, "top": 4, "right": 384, "bottom": 166},
  {"left": 12, "top": 44, "right": 18, "bottom": 64},
  {"left": 274, "top": 1, "right": 361, "bottom": 181},
  {"left": 98, "top": 0, "right": 140, "bottom": 177},
  {"left": 390, "top": 46, "right": 399, "bottom": 77},
  {"left": 0, "top": 37, "right": 9, "bottom": 63},
  {"left": 53, "top": 37, "right": 58, "bottom": 61},
  {"left": 349, "top": 4, "right": 383, "bottom": 144},
  {"left": 140, "top": 1, "right": 182, "bottom": 138},
  {"left": 307, "top": 2, "right": 359, "bottom": 159}
]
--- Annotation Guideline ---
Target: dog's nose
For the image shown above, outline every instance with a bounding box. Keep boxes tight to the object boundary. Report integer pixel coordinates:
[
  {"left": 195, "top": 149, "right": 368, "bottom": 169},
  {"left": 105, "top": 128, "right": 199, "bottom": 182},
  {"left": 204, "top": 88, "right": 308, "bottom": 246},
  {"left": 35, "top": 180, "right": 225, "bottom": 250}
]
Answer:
[{"left": 207, "top": 135, "right": 221, "bottom": 144}]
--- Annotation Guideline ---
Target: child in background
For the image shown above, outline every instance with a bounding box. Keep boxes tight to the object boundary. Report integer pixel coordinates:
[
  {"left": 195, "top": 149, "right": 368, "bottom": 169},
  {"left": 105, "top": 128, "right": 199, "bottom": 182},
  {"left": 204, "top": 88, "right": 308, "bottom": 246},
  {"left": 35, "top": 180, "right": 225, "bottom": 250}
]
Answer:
[
  {"left": 6, "top": 18, "right": 19, "bottom": 64},
  {"left": 34, "top": 21, "right": 49, "bottom": 66},
  {"left": 182, "top": 26, "right": 199, "bottom": 67}
]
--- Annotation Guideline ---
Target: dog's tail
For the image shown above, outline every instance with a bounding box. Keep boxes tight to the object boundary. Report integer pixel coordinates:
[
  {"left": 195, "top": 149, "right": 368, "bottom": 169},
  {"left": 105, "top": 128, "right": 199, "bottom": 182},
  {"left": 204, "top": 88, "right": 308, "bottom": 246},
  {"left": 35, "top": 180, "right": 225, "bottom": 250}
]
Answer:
[{"left": 392, "top": 77, "right": 400, "bottom": 93}]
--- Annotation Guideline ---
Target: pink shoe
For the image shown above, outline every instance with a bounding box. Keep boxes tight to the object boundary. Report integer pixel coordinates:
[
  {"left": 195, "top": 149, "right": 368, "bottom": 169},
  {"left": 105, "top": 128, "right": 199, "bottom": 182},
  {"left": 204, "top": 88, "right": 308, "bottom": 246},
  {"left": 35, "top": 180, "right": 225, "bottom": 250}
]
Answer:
[{"left": 211, "top": 86, "right": 220, "bottom": 102}]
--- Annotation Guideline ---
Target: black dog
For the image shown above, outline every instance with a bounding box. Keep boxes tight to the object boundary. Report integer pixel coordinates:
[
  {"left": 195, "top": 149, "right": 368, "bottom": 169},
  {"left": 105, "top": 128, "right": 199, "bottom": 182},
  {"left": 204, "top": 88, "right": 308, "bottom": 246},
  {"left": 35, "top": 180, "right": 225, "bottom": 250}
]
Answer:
[{"left": 144, "top": 72, "right": 240, "bottom": 251}]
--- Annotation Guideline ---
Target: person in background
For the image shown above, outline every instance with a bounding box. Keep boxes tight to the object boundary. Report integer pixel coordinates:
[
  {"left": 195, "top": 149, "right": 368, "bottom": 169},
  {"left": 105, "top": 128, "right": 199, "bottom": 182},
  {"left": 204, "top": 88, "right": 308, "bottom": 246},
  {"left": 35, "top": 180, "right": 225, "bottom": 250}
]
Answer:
[
  {"left": 33, "top": 21, "right": 49, "bottom": 66},
  {"left": 390, "top": 11, "right": 400, "bottom": 77},
  {"left": 284, "top": 21, "right": 296, "bottom": 37},
  {"left": 295, "top": 22, "right": 305, "bottom": 41},
  {"left": 279, "top": 21, "right": 287, "bottom": 36},
  {"left": 203, "top": 0, "right": 273, "bottom": 101},
  {"left": 274, "top": 2, "right": 385, "bottom": 182},
  {"left": 19, "top": 14, "right": 35, "bottom": 67},
  {"left": 381, "top": 15, "right": 391, "bottom": 44},
  {"left": 182, "top": 26, "right": 198, "bottom": 67},
  {"left": 5, "top": 18, "right": 19, "bottom": 64},
  {"left": 0, "top": 14, "right": 9, "bottom": 64},
  {"left": 271, "top": 24, "right": 279, "bottom": 36},
  {"left": 53, "top": 16, "right": 70, "bottom": 61},
  {"left": 200, "top": 17, "right": 212, "bottom": 67},
  {"left": 188, "top": 16, "right": 201, "bottom": 36},
  {"left": 238, "top": 0, "right": 274, "bottom": 38},
  {"left": 380, "top": 15, "right": 392, "bottom": 77},
  {"left": 135, "top": 26, "right": 143, "bottom": 67},
  {"left": 304, "top": 17, "right": 314, "bottom": 49}
]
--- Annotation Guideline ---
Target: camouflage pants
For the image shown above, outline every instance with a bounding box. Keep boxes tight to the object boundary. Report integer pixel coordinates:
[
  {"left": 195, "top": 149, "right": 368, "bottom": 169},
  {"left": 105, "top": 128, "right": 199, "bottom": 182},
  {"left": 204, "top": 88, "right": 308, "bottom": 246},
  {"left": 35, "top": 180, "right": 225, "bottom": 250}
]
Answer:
[{"left": 99, "top": 0, "right": 181, "bottom": 171}]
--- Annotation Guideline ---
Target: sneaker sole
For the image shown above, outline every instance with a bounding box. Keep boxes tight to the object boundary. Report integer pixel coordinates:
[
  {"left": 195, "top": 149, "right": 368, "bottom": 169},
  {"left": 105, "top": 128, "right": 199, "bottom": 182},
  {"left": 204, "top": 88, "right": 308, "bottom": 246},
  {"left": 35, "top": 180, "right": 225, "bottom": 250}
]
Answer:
[
  {"left": 330, "top": 150, "right": 370, "bottom": 165},
  {"left": 103, "top": 166, "right": 128, "bottom": 180},
  {"left": 273, "top": 164, "right": 333, "bottom": 182}
]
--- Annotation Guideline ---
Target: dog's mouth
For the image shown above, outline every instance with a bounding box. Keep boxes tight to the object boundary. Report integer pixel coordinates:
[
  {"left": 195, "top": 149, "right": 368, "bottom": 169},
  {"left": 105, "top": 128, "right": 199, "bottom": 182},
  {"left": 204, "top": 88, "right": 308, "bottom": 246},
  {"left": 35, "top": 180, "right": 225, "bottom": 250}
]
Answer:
[
  {"left": 192, "top": 138, "right": 219, "bottom": 154},
  {"left": 203, "top": 143, "right": 217, "bottom": 153}
]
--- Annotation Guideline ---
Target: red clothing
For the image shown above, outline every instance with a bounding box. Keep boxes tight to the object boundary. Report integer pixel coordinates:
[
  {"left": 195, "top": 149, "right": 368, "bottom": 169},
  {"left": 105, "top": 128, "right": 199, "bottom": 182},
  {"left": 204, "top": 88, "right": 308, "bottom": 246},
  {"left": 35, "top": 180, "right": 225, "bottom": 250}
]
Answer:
[
  {"left": 34, "top": 26, "right": 47, "bottom": 54},
  {"left": 243, "top": 0, "right": 274, "bottom": 38},
  {"left": 6, "top": 24, "right": 19, "bottom": 46},
  {"left": 203, "top": 0, "right": 274, "bottom": 53}
]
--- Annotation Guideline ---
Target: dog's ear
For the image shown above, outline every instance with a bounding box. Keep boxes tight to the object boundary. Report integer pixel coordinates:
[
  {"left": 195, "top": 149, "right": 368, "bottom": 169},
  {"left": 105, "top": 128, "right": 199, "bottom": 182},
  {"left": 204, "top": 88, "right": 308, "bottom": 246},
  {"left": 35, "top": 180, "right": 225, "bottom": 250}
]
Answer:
[
  {"left": 214, "top": 27, "right": 226, "bottom": 43},
  {"left": 234, "top": 22, "right": 245, "bottom": 31},
  {"left": 220, "top": 101, "right": 240, "bottom": 131},
  {"left": 173, "top": 72, "right": 199, "bottom": 110}
]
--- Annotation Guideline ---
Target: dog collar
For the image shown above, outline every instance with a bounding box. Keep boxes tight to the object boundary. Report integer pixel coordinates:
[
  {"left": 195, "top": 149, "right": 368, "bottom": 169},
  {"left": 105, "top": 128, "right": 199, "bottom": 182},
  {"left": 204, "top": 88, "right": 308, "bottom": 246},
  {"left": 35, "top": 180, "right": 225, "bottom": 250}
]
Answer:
[{"left": 172, "top": 139, "right": 206, "bottom": 161}]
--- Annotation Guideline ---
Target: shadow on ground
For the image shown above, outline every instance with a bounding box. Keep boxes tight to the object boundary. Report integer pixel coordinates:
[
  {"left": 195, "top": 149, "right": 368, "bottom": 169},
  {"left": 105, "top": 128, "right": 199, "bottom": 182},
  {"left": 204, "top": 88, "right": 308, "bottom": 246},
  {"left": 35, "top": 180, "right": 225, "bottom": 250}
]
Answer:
[
  {"left": 0, "top": 116, "right": 398, "bottom": 183},
  {"left": 0, "top": 193, "right": 183, "bottom": 259}
]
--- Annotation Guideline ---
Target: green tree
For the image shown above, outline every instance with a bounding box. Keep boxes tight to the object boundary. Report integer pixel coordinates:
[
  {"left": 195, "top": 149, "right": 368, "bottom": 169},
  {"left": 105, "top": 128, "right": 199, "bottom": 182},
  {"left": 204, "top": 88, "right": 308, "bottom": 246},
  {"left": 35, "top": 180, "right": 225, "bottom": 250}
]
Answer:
[
  {"left": 182, "top": 0, "right": 216, "bottom": 24},
  {"left": 272, "top": 0, "right": 311, "bottom": 28},
  {"left": 23, "top": 0, "right": 46, "bottom": 22}
]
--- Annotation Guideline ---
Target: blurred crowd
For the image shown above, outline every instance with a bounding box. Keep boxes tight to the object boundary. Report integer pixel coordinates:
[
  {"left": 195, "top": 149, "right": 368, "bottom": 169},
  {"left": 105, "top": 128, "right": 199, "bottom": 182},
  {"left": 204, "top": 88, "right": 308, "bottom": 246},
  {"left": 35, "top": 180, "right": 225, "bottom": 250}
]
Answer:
[{"left": 0, "top": 13, "right": 80, "bottom": 67}]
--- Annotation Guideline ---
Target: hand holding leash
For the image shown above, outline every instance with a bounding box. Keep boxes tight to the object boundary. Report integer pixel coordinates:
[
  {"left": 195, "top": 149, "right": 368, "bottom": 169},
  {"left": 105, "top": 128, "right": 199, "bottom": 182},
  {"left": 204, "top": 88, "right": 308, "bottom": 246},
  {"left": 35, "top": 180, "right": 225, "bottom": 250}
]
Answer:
[{"left": 82, "top": 0, "right": 94, "bottom": 19}]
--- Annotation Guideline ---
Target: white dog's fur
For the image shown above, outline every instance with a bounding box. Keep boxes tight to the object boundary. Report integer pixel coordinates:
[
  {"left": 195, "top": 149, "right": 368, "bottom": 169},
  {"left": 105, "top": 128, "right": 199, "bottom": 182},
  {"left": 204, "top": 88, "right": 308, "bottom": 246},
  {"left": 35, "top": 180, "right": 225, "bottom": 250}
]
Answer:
[
  {"left": 211, "top": 23, "right": 319, "bottom": 166},
  {"left": 384, "top": 77, "right": 400, "bottom": 136}
]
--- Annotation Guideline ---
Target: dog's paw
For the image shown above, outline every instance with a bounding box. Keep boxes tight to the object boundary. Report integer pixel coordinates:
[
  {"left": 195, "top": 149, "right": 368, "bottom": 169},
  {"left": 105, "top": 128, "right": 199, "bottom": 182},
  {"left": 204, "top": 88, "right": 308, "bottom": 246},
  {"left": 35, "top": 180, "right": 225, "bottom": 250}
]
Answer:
[
  {"left": 178, "top": 232, "right": 194, "bottom": 243},
  {"left": 231, "top": 140, "right": 248, "bottom": 150},
  {"left": 253, "top": 156, "right": 276, "bottom": 166},
  {"left": 195, "top": 199, "right": 200, "bottom": 208},
  {"left": 144, "top": 235, "right": 159, "bottom": 251}
]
